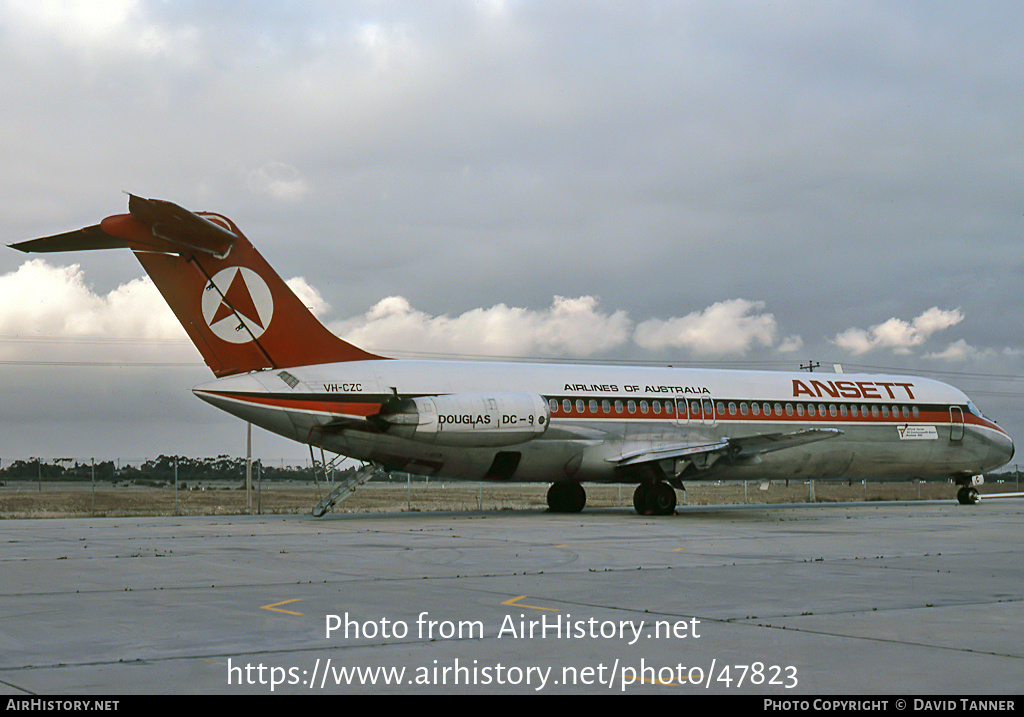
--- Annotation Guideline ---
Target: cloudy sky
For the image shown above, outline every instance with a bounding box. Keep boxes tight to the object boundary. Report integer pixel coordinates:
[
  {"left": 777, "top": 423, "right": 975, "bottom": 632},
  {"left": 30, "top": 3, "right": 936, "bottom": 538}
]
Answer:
[{"left": 0, "top": 1, "right": 1021, "bottom": 466}]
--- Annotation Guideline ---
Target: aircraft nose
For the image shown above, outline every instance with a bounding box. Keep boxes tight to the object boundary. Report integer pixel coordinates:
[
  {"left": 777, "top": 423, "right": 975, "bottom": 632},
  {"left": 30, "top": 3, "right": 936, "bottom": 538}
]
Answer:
[{"left": 992, "top": 430, "right": 1014, "bottom": 467}]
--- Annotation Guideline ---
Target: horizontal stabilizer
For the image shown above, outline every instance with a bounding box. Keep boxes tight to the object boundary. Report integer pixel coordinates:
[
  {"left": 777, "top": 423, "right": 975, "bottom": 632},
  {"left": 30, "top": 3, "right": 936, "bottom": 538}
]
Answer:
[
  {"left": 10, "top": 195, "right": 238, "bottom": 258},
  {"left": 10, "top": 224, "right": 126, "bottom": 253}
]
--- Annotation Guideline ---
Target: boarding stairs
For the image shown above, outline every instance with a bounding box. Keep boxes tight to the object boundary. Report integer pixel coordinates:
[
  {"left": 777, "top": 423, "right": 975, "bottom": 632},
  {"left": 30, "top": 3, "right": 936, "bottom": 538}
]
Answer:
[{"left": 309, "top": 447, "right": 385, "bottom": 517}]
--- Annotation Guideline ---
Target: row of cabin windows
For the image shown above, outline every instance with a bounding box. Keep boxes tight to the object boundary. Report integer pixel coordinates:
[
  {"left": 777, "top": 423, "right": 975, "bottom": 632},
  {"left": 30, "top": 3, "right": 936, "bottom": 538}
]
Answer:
[{"left": 549, "top": 398, "right": 921, "bottom": 420}]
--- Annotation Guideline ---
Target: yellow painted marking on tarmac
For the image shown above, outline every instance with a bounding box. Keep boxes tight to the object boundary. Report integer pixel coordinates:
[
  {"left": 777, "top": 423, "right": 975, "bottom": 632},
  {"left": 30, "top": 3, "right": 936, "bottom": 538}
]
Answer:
[
  {"left": 502, "top": 595, "right": 558, "bottom": 612},
  {"left": 261, "top": 598, "right": 304, "bottom": 615}
]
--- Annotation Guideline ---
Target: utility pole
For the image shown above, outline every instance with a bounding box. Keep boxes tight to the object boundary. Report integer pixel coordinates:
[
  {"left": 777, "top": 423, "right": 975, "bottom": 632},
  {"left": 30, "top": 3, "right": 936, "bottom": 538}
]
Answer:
[
  {"left": 246, "top": 422, "right": 252, "bottom": 510},
  {"left": 800, "top": 360, "right": 821, "bottom": 372}
]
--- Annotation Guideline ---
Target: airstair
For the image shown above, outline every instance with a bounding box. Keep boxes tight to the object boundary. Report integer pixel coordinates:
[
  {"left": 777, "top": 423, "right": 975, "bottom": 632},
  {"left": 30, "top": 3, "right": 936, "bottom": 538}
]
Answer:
[{"left": 309, "top": 446, "right": 385, "bottom": 517}]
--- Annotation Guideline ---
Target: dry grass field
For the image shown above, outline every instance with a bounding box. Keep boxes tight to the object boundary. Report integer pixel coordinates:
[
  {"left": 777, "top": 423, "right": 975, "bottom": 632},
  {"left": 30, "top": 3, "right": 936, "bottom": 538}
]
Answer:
[{"left": 2, "top": 477, "right": 1016, "bottom": 518}]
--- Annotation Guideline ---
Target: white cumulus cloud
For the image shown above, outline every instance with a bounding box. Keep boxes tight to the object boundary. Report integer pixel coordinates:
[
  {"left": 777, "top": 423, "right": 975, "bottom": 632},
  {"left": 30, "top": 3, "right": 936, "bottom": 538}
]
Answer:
[
  {"left": 923, "top": 339, "right": 997, "bottom": 363},
  {"left": 834, "top": 307, "right": 964, "bottom": 355},
  {"left": 332, "top": 294, "right": 632, "bottom": 358},
  {"left": 633, "top": 299, "right": 777, "bottom": 356},
  {"left": 245, "top": 162, "right": 310, "bottom": 202},
  {"left": 0, "top": 260, "right": 181, "bottom": 340}
]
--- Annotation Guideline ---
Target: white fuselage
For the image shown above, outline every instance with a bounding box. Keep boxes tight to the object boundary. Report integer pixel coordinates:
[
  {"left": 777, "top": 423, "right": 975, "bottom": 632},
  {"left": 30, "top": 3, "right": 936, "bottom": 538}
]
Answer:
[{"left": 193, "top": 361, "right": 1015, "bottom": 485}]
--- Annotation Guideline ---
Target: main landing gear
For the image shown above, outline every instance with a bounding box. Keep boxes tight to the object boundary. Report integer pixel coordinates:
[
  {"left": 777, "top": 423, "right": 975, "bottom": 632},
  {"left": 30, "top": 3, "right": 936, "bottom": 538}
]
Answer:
[
  {"left": 633, "top": 481, "right": 677, "bottom": 516},
  {"left": 632, "top": 463, "right": 678, "bottom": 516},
  {"left": 546, "top": 466, "right": 680, "bottom": 516},
  {"left": 546, "top": 481, "right": 587, "bottom": 513}
]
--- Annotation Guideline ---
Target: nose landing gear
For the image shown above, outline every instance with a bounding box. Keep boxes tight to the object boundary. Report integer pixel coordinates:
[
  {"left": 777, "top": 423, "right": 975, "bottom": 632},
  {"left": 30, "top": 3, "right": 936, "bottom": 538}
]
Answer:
[{"left": 956, "top": 485, "right": 980, "bottom": 505}]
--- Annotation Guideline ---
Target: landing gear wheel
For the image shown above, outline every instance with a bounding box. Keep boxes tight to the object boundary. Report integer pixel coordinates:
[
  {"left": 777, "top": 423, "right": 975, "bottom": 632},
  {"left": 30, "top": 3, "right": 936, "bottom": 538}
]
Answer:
[
  {"left": 633, "top": 482, "right": 677, "bottom": 516},
  {"left": 957, "top": 486, "right": 980, "bottom": 505},
  {"left": 547, "top": 482, "right": 587, "bottom": 513},
  {"left": 633, "top": 484, "right": 649, "bottom": 514}
]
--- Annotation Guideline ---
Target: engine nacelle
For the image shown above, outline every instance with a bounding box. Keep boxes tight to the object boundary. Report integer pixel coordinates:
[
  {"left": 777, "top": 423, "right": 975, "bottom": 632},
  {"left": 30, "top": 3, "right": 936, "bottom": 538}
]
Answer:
[{"left": 378, "top": 392, "right": 550, "bottom": 447}]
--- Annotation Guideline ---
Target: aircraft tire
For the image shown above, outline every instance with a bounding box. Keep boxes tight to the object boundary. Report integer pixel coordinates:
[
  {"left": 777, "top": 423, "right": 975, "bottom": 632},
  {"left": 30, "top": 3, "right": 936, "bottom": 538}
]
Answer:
[
  {"left": 633, "top": 484, "right": 649, "bottom": 514},
  {"left": 633, "top": 482, "right": 677, "bottom": 516},
  {"left": 956, "top": 486, "right": 980, "bottom": 505},
  {"left": 547, "top": 481, "right": 586, "bottom": 513}
]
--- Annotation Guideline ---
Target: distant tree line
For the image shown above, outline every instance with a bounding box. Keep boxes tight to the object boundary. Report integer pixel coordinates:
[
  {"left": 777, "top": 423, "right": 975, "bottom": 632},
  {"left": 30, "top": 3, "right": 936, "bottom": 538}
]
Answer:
[
  {"left": 0, "top": 455, "right": 315, "bottom": 483},
  {"left": 1, "top": 455, "right": 1018, "bottom": 486}
]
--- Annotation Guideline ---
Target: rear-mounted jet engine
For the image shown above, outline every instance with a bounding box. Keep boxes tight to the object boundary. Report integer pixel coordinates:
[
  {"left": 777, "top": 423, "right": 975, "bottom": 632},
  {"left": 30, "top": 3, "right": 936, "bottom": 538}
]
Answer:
[{"left": 377, "top": 392, "right": 550, "bottom": 447}]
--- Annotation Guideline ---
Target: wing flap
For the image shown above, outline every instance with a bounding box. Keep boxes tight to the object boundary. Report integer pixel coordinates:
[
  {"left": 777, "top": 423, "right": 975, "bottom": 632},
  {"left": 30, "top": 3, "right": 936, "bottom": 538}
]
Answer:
[{"left": 729, "top": 428, "right": 843, "bottom": 458}]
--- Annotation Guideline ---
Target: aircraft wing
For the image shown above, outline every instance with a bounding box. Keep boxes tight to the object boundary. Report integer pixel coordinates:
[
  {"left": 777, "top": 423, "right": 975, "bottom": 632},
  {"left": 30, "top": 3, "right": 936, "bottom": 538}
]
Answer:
[{"left": 610, "top": 428, "right": 842, "bottom": 468}]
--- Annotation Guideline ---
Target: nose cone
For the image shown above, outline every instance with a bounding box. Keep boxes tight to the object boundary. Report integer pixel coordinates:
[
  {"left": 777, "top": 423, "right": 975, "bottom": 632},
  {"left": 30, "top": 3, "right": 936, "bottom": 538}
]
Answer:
[
  {"left": 999, "top": 431, "right": 1015, "bottom": 465},
  {"left": 986, "top": 429, "right": 1015, "bottom": 472}
]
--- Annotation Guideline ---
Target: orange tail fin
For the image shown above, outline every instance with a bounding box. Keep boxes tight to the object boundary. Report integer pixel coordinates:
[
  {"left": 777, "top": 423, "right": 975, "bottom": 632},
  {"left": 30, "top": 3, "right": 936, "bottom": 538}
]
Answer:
[{"left": 11, "top": 195, "right": 383, "bottom": 376}]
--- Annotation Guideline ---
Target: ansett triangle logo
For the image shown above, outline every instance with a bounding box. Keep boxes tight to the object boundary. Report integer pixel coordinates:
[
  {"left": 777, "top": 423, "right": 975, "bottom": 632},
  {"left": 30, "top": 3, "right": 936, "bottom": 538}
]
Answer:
[{"left": 202, "top": 267, "right": 274, "bottom": 343}]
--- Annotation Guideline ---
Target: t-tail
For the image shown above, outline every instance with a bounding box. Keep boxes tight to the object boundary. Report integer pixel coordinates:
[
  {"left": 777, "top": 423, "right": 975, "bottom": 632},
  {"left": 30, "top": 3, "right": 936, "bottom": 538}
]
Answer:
[{"left": 10, "top": 195, "right": 383, "bottom": 376}]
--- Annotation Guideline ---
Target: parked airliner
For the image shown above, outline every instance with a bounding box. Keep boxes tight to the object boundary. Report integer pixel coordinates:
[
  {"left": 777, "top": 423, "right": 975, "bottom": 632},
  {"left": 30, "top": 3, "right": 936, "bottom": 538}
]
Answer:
[{"left": 12, "top": 196, "right": 1014, "bottom": 514}]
